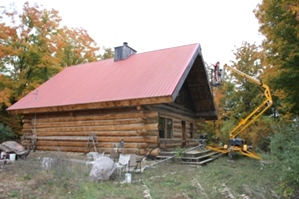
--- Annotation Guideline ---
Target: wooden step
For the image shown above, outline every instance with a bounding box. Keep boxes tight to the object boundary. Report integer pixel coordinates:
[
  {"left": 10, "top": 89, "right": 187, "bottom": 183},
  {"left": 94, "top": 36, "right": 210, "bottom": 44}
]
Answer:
[
  {"left": 180, "top": 157, "right": 214, "bottom": 165},
  {"left": 199, "top": 158, "right": 213, "bottom": 164},
  {"left": 159, "top": 149, "right": 211, "bottom": 157},
  {"left": 182, "top": 151, "right": 219, "bottom": 160},
  {"left": 184, "top": 149, "right": 210, "bottom": 155}
]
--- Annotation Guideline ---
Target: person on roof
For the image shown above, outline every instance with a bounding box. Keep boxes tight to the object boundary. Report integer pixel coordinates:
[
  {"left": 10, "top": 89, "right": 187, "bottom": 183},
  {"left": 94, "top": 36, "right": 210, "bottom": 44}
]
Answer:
[{"left": 212, "top": 61, "right": 220, "bottom": 83}]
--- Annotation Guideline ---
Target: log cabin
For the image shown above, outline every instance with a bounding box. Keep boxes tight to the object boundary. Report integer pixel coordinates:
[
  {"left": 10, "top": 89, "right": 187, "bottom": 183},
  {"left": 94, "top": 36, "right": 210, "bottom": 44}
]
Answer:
[{"left": 7, "top": 42, "right": 218, "bottom": 155}]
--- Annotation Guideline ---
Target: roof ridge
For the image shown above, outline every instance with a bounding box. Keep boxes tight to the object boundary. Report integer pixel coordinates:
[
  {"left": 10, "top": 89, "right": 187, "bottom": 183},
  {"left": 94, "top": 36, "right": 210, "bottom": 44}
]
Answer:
[{"left": 136, "top": 43, "right": 199, "bottom": 55}]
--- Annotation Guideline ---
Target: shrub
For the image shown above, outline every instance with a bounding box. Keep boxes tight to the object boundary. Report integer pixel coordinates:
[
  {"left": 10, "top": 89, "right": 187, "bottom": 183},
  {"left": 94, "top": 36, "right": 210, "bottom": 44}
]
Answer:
[
  {"left": 0, "top": 123, "right": 16, "bottom": 142},
  {"left": 269, "top": 120, "right": 299, "bottom": 197}
]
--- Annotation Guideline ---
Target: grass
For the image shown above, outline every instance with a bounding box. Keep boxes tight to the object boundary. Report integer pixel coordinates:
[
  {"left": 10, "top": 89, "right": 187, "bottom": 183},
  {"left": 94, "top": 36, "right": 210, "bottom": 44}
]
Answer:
[{"left": 0, "top": 151, "right": 284, "bottom": 199}]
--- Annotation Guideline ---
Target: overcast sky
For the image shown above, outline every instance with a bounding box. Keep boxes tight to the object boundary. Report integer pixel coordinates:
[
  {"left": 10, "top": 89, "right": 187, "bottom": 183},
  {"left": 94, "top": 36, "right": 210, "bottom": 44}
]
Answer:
[{"left": 3, "top": 0, "right": 263, "bottom": 68}]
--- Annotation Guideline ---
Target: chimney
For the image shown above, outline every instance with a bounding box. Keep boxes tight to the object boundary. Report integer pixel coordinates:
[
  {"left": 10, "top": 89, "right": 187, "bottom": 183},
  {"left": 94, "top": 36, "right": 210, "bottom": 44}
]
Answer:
[{"left": 114, "top": 42, "right": 137, "bottom": 61}]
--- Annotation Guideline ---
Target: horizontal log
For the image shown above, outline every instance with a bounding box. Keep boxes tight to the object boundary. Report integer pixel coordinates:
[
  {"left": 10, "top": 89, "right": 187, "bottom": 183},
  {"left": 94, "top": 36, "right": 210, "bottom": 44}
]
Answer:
[
  {"left": 173, "top": 124, "right": 183, "bottom": 129},
  {"left": 33, "top": 123, "right": 158, "bottom": 132},
  {"left": 24, "top": 130, "right": 155, "bottom": 137},
  {"left": 147, "top": 143, "right": 160, "bottom": 148},
  {"left": 173, "top": 132, "right": 182, "bottom": 138},
  {"left": 144, "top": 130, "right": 158, "bottom": 136},
  {"left": 35, "top": 141, "right": 148, "bottom": 149},
  {"left": 148, "top": 148, "right": 160, "bottom": 156},
  {"left": 160, "top": 139, "right": 187, "bottom": 144},
  {"left": 159, "top": 112, "right": 196, "bottom": 123},
  {"left": 160, "top": 143, "right": 184, "bottom": 148},
  {"left": 33, "top": 111, "right": 158, "bottom": 123},
  {"left": 32, "top": 118, "right": 149, "bottom": 128},
  {"left": 35, "top": 131, "right": 139, "bottom": 137},
  {"left": 21, "top": 129, "right": 33, "bottom": 134},
  {"left": 22, "top": 119, "right": 32, "bottom": 124},
  {"left": 35, "top": 146, "right": 148, "bottom": 155},
  {"left": 97, "top": 136, "right": 159, "bottom": 143},
  {"left": 30, "top": 135, "right": 159, "bottom": 143}
]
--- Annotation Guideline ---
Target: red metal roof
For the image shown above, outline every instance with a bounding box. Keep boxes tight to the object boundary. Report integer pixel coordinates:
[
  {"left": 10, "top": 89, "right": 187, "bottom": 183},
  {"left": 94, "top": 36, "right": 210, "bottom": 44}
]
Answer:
[{"left": 7, "top": 43, "right": 200, "bottom": 111}]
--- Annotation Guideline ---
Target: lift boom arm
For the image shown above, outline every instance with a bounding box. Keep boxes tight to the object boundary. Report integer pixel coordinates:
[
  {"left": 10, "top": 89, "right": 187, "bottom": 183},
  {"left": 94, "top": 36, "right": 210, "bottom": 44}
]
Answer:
[{"left": 223, "top": 64, "right": 273, "bottom": 139}]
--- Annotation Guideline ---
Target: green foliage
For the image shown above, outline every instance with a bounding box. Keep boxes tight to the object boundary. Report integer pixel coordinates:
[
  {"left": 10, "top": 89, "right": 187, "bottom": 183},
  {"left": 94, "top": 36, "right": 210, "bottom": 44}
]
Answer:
[
  {"left": 250, "top": 116, "right": 274, "bottom": 151},
  {"left": 255, "top": 0, "right": 299, "bottom": 118},
  {"left": 100, "top": 46, "right": 114, "bottom": 60},
  {"left": 0, "top": 123, "right": 16, "bottom": 142},
  {"left": 201, "top": 121, "right": 218, "bottom": 145},
  {"left": 217, "top": 42, "right": 273, "bottom": 148},
  {"left": 173, "top": 146, "right": 186, "bottom": 159},
  {"left": 269, "top": 120, "right": 299, "bottom": 195},
  {"left": 219, "top": 119, "right": 234, "bottom": 142},
  {"left": 226, "top": 42, "right": 268, "bottom": 121}
]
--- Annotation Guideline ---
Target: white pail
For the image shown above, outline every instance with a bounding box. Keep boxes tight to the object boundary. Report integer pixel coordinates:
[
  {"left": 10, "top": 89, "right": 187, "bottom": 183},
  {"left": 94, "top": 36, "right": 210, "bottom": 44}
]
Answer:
[
  {"left": 125, "top": 173, "right": 132, "bottom": 183},
  {"left": 9, "top": 153, "right": 16, "bottom": 161}
]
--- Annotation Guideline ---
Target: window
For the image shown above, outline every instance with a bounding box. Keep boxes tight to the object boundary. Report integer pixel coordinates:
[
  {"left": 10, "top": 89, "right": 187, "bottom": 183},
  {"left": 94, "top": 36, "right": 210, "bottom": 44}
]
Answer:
[
  {"left": 166, "top": 118, "right": 173, "bottom": 138},
  {"left": 159, "top": 117, "right": 165, "bottom": 138},
  {"left": 190, "top": 123, "right": 194, "bottom": 138},
  {"left": 159, "top": 117, "right": 173, "bottom": 138}
]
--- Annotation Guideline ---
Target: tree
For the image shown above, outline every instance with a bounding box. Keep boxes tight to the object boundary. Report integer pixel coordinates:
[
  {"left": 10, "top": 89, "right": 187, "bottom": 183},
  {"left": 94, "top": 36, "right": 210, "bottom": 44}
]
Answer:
[
  {"left": 100, "top": 46, "right": 114, "bottom": 60},
  {"left": 218, "top": 42, "right": 272, "bottom": 147},
  {"left": 254, "top": 0, "right": 299, "bottom": 118},
  {"left": 0, "top": 2, "right": 100, "bottom": 133},
  {"left": 229, "top": 42, "right": 264, "bottom": 118}
]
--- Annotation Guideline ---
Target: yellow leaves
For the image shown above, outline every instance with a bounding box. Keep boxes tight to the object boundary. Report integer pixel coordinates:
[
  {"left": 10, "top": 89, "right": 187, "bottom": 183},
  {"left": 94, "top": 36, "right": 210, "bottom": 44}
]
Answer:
[
  {"left": 0, "top": 1, "right": 102, "bottom": 112},
  {"left": 0, "top": 88, "right": 12, "bottom": 107}
]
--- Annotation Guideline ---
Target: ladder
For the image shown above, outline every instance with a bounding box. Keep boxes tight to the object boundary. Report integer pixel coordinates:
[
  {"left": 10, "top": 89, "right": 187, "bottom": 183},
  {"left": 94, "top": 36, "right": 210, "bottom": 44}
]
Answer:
[{"left": 85, "top": 133, "right": 99, "bottom": 153}]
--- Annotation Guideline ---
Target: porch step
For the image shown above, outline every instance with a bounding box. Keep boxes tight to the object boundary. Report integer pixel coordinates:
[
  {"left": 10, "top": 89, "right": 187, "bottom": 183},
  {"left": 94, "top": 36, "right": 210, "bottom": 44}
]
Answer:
[
  {"left": 181, "top": 151, "right": 219, "bottom": 160},
  {"left": 156, "top": 148, "right": 222, "bottom": 165},
  {"left": 180, "top": 158, "right": 213, "bottom": 165}
]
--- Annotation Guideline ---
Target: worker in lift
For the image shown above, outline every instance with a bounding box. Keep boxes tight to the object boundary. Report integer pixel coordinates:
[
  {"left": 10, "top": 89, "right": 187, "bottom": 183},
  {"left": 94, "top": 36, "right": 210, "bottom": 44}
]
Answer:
[{"left": 212, "top": 61, "right": 221, "bottom": 84}]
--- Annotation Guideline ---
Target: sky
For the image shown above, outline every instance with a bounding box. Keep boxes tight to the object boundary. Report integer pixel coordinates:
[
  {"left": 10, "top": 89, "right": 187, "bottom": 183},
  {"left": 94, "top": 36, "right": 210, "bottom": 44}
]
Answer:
[{"left": 2, "top": 0, "right": 263, "bottom": 68}]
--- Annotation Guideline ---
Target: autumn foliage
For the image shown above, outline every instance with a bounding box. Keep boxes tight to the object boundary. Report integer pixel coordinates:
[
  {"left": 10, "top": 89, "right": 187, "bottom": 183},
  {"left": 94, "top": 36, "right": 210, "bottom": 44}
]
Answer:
[
  {"left": 0, "top": 2, "right": 105, "bottom": 134},
  {"left": 255, "top": 0, "right": 299, "bottom": 118}
]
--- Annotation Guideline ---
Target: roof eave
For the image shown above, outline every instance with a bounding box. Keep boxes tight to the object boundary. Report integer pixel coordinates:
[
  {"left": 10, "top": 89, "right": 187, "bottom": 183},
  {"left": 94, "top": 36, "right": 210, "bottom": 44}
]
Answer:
[{"left": 7, "top": 96, "right": 173, "bottom": 114}]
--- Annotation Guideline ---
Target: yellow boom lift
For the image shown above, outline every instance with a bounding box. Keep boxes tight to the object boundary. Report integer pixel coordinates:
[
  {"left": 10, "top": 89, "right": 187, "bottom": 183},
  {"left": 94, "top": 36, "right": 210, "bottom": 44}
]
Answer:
[{"left": 207, "top": 64, "right": 273, "bottom": 160}]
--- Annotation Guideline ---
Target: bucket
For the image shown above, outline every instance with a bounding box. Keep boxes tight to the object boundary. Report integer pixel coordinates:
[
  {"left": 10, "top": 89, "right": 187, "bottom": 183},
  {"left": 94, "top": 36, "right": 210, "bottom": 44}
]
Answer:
[
  {"left": 125, "top": 173, "right": 132, "bottom": 183},
  {"left": 9, "top": 153, "right": 16, "bottom": 161}
]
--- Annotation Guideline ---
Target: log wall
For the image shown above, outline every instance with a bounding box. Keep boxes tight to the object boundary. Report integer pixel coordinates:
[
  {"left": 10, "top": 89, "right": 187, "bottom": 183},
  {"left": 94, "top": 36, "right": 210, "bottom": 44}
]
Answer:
[
  {"left": 158, "top": 108, "right": 201, "bottom": 148},
  {"left": 22, "top": 105, "right": 204, "bottom": 154},
  {"left": 22, "top": 107, "right": 159, "bottom": 155}
]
